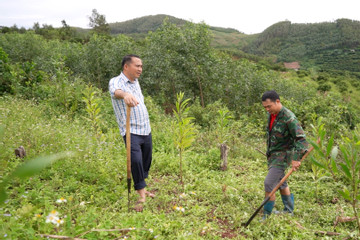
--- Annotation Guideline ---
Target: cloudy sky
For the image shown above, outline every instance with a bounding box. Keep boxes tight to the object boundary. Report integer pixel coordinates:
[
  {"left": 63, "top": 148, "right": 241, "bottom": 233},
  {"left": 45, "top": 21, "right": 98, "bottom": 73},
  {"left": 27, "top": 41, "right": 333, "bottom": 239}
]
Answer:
[{"left": 0, "top": 0, "right": 359, "bottom": 34}]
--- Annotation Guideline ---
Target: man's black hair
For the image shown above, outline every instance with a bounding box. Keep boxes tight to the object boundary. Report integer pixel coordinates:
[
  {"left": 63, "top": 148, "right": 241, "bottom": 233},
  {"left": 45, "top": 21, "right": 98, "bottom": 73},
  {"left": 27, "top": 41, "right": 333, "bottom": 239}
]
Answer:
[
  {"left": 121, "top": 54, "right": 141, "bottom": 69},
  {"left": 262, "top": 90, "right": 280, "bottom": 102}
]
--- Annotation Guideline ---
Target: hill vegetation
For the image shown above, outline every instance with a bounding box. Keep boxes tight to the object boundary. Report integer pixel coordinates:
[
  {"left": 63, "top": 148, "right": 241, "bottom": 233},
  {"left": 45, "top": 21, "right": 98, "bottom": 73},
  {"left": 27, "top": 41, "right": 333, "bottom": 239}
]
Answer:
[
  {"left": 3, "top": 14, "right": 359, "bottom": 74},
  {"left": 109, "top": 14, "right": 187, "bottom": 34},
  {"left": 107, "top": 15, "right": 360, "bottom": 76},
  {"left": 243, "top": 19, "right": 360, "bottom": 72}
]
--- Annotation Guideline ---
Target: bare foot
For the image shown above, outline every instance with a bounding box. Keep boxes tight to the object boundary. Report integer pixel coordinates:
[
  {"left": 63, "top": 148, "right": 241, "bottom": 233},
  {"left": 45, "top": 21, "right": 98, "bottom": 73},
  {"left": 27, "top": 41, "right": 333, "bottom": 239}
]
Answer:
[
  {"left": 145, "top": 190, "right": 156, "bottom": 198},
  {"left": 134, "top": 200, "right": 144, "bottom": 212}
]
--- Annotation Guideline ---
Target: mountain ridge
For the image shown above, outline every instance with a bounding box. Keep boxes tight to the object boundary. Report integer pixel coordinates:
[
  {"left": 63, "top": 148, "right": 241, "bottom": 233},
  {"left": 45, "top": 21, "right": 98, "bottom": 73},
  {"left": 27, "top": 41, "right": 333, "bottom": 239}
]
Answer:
[{"left": 107, "top": 14, "right": 360, "bottom": 72}]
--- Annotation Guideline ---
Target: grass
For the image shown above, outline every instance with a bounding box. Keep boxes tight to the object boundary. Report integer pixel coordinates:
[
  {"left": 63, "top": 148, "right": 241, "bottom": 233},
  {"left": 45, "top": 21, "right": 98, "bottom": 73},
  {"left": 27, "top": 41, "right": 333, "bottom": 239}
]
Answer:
[{"left": 0, "top": 95, "right": 358, "bottom": 239}]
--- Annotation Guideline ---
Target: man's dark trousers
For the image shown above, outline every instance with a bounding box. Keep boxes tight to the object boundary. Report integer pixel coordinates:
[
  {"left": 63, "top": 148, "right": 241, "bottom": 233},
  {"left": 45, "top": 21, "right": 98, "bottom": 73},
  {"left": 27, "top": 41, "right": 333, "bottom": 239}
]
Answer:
[{"left": 123, "top": 133, "right": 152, "bottom": 190}]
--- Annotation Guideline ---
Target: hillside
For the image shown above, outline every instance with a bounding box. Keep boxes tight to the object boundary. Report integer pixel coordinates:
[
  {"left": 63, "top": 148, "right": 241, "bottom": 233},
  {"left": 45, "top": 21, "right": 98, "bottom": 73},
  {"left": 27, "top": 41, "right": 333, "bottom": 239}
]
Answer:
[
  {"left": 209, "top": 26, "right": 255, "bottom": 49},
  {"left": 109, "top": 14, "right": 188, "bottom": 34},
  {"left": 3, "top": 14, "right": 359, "bottom": 73},
  {"left": 107, "top": 15, "right": 360, "bottom": 73},
  {"left": 243, "top": 19, "right": 360, "bottom": 72},
  {"left": 108, "top": 14, "right": 254, "bottom": 48}
]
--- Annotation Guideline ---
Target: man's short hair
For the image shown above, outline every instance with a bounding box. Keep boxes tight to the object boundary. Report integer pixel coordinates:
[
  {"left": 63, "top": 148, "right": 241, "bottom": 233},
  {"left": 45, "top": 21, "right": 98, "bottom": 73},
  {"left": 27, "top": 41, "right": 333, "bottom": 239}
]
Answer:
[
  {"left": 121, "top": 54, "right": 140, "bottom": 69},
  {"left": 262, "top": 90, "right": 280, "bottom": 102}
]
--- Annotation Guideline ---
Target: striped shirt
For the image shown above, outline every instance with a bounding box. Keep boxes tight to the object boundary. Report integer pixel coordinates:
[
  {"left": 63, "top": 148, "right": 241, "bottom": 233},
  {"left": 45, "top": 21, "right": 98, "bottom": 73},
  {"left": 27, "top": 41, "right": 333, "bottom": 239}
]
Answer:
[{"left": 109, "top": 72, "right": 151, "bottom": 136}]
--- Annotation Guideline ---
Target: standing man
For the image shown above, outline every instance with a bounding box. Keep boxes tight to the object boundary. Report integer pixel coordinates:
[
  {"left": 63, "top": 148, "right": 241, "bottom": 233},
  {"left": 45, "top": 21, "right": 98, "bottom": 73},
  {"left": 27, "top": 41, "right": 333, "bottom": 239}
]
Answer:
[
  {"left": 109, "top": 54, "right": 154, "bottom": 211},
  {"left": 261, "top": 90, "right": 308, "bottom": 219}
]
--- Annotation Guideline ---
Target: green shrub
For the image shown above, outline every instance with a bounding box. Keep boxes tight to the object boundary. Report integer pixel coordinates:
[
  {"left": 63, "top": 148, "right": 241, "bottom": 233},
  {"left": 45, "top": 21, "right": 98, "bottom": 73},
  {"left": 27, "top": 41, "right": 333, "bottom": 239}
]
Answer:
[
  {"left": 0, "top": 47, "right": 13, "bottom": 95},
  {"left": 317, "top": 83, "right": 332, "bottom": 92}
]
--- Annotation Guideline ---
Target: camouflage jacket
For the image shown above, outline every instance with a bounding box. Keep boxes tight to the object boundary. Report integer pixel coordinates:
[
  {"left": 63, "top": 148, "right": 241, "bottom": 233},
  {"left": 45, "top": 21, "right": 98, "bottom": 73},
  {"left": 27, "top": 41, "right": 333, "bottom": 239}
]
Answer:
[{"left": 266, "top": 106, "right": 308, "bottom": 169}]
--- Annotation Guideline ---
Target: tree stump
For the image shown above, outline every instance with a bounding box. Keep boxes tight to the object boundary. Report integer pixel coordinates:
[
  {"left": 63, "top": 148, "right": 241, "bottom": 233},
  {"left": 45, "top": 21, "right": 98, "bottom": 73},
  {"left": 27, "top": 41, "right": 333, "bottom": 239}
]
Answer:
[
  {"left": 220, "top": 143, "right": 229, "bottom": 171},
  {"left": 15, "top": 146, "right": 26, "bottom": 158}
]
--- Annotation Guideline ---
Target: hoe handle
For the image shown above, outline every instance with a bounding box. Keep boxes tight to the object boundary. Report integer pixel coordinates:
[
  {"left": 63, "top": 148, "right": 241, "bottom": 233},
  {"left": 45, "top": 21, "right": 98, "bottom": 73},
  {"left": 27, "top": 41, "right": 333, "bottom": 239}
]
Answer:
[{"left": 126, "top": 106, "right": 131, "bottom": 190}]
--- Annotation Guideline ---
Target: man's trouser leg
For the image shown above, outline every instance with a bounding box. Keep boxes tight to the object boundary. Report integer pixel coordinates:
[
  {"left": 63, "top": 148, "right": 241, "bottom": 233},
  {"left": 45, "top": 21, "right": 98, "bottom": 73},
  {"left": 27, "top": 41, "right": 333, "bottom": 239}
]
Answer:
[
  {"left": 264, "top": 167, "right": 288, "bottom": 218},
  {"left": 124, "top": 134, "right": 151, "bottom": 190}
]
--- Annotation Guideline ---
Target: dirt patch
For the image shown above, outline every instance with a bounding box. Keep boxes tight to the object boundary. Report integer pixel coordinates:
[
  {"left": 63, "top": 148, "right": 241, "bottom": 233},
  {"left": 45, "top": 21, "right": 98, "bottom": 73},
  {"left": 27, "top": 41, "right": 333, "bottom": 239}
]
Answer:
[{"left": 206, "top": 208, "right": 247, "bottom": 239}]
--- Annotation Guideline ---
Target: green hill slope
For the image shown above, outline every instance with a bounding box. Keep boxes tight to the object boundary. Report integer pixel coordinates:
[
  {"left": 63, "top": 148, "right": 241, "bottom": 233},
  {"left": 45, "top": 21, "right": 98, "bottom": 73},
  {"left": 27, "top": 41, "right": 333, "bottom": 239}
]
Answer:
[
  {"left": 108, "top": 14, "right": 254, "bottom": 47},
  {"left": 107, "top": 15, "right": 360, "bottom": 73},
  {"left": 209, "top": 26, "right": 255, "bottom": 49},
  {"left": 243, "top": 19, "right": 360, "bottom": 72},
  {"left": 109, "top": 14, "right": 187, "bottom": 34}
]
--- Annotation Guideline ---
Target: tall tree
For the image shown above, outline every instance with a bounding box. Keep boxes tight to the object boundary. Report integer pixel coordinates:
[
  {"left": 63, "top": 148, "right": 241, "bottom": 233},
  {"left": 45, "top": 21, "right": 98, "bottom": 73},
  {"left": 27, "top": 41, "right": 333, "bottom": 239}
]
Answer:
[
  {"left": 60, "top": 20, "right": 75, "bottom": 40},
  {"left": 32, "top": 22, "right": 40, "bottom": 34},
  {"left": 88, "top": 9, "right": 110, "bottom": 35}
]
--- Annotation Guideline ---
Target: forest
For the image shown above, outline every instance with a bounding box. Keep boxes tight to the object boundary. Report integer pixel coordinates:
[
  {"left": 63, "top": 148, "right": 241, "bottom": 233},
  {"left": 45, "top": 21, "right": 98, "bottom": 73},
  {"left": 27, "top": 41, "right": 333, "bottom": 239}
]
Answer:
[
  {"left": 1, "top": 13, "right": 360, "bottom": 239},
  {"left": 244, "top": 19, "right": 360, "bottom": 72}
]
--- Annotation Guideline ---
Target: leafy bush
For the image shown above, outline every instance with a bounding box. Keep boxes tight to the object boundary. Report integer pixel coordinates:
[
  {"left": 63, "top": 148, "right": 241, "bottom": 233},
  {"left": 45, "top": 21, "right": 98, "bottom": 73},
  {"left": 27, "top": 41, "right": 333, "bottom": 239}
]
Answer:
[
  {"left": 10, "top": 61, "right": 47, "bottom": 99},
  {"left": 188, "top": 99, "right": 228, "bottom": 129},
  {"left": 0, "top": 47, "right": 13, "bottom": 95},
  {"left": 317, "top": 83, "right": 332, "bottom": 92},
  {"left": 0, "top": 32, "right": 46, "bottom": 63}
]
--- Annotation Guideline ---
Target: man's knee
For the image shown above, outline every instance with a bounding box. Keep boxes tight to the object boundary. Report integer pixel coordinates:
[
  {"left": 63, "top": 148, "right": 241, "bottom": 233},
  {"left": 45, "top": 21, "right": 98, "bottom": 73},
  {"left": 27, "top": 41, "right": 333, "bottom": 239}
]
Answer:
[
  {"left": 264, "top": 179, "right": 274, "bottom": 193},
  {"left": 131, "top": 156, "right": 142, "bottom": 165},
  {"left": 280, "top": 186, "right": 290, "bottom": 195}
]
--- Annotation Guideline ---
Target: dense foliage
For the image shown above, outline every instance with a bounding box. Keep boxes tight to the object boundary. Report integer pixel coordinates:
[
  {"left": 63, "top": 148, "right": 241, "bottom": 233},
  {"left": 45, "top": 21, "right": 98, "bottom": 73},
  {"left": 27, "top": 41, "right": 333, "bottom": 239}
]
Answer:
[
  {"left": 244, "top": 19, "right": 360, "bottom": 73},
  {"left": 1, "top": 19, "right": 359, "bottom": 129}
]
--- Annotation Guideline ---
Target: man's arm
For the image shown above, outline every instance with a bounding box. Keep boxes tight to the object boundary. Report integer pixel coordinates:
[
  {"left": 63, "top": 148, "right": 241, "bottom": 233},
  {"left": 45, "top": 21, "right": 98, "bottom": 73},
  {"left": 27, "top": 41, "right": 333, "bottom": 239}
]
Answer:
[
  {"left": 114, "top": 89, "right": 139, "bottom": 107},
  {"left": 288, "top": 118, "right": 308, "bottom": 171}
]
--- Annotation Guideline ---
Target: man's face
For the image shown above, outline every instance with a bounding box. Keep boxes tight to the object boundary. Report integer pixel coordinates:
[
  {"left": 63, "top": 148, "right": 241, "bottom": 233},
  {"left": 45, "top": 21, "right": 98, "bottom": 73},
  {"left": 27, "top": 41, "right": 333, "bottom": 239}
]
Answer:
[
  {"left": 262, "top": 99, "right": 281, "bottom": 115},
  {"left": 124, "top": 57, "right": 143, "bottom": 81}
]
